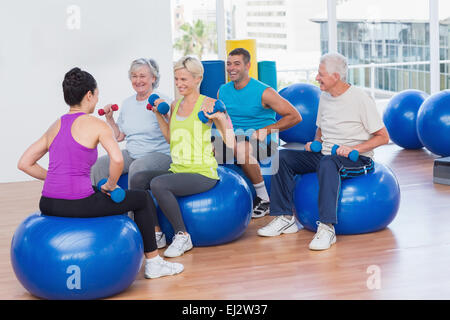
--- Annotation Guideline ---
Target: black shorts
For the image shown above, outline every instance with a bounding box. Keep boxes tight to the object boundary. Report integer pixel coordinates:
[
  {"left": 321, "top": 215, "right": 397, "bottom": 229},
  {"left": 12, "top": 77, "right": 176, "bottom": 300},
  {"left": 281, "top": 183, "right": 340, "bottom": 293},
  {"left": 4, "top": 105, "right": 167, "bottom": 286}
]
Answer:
[{"left": 211, "top": 131, "right": 279, "bottom": 164}]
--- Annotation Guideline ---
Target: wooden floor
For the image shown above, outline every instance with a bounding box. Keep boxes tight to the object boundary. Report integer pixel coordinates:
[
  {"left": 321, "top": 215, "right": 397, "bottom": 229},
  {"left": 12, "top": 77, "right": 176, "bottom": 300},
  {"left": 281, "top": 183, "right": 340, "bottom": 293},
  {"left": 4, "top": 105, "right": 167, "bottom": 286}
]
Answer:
[{"left": 1, "top": 143, "right": 450, "bottom": 300}]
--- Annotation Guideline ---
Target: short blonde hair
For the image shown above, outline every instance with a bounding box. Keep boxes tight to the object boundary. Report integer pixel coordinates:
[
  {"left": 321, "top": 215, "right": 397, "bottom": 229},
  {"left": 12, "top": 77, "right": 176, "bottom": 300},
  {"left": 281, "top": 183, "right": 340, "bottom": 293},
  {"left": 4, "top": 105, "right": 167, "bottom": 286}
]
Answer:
[{"left": 174, "top": 56, "right": 204, "bottom": 81}]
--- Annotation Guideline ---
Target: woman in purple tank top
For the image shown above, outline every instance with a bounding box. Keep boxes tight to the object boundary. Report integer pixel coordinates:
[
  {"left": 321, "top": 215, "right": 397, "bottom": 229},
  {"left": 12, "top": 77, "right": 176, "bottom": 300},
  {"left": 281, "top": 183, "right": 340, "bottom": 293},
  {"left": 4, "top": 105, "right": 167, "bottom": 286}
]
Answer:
[{"left": 17, "top": 67, "right": 183, "bottom": 280}]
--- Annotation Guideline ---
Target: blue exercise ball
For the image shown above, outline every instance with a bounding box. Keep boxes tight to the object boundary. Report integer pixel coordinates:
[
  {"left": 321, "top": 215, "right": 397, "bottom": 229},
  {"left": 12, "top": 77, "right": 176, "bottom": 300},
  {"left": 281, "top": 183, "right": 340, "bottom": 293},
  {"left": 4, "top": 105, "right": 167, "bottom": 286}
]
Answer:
[
  {"left": 221, "top": 161, "right": 273, "bottom": 200},
  {"left": 278, "top": 83, "right": 321, "bottom": 143},
  {"left": 383, "top": 89, "right": 428, "bottom": 149},
  {"left": 156, "top": 166, "right": 253, "bottom": 246},
  {"left": 11, "top": 213, "right": 143, "bottom": 300},
  {"left": 117, "top": 173, "right": 129, "bottom": 189},
  {"left": 417, "top": 90, "right": 450, "bottom": 157},
  {"left": 293, "top": 163, "right": 400, "bottom": 235}
]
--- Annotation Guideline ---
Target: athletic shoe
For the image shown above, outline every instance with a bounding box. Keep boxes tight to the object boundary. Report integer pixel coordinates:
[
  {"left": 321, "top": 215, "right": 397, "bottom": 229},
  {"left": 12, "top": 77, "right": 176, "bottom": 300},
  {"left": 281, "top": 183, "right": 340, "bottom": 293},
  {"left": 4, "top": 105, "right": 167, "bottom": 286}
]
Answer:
[
  {"left": 155, "top": 231, "right": 167, "bottom": 249},
  {"left": 309, "top": 222, "right": 336, "bottom": 251},
  {"left": 144, "top": 255, "right": 184, "bottom": 279},
  {"left": 163, "top": 232, "right": 193, "bottom": 258},
  {"left": 252, "top": 196, "right": 270, "bottom": 218},
  {"left": 257, "top": 215, "right": 299, "bottom": 237}
]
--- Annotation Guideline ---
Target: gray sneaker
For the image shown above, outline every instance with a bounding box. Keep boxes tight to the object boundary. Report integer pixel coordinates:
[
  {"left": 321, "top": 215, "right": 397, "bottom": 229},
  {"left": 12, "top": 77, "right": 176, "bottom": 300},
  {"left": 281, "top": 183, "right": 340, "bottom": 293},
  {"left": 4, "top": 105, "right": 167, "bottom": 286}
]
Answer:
[
  {"left": 163, "top": 232, "right": 193, "bottom": 258},
  {"left": 252, "top": 196, "right": 270, "bottom": 218},
  {"left": 155, "top": 232, "right": 167, "bottom": 249}
]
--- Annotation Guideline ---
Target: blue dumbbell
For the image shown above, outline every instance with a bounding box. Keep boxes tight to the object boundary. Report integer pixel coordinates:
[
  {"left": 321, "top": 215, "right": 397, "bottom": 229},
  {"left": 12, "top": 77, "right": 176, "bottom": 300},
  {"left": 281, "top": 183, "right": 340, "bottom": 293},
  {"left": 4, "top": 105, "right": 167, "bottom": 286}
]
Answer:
[
  {"left": 307, "top": 141, "right": 322, "bottom": 153},
  {"left": 331, "top": 144, "right": 359, "bottom": 162},
  {"left": 97, "top": 178, "right": 126, "bottom": 203},
  {"left": 147, "top": 93, "right": 170, "bottom": 115},
  {"left": 198, "top": 100, "right": 226, "bottom": 123}
]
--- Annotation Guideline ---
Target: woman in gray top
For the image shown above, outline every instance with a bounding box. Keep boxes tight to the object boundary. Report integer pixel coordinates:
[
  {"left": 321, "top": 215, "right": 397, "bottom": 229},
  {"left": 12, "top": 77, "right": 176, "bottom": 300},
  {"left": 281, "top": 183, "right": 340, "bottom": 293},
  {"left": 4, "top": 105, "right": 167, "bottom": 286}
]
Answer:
[{"left": 91, "top": 58, "right": 172, "bottom": 248}]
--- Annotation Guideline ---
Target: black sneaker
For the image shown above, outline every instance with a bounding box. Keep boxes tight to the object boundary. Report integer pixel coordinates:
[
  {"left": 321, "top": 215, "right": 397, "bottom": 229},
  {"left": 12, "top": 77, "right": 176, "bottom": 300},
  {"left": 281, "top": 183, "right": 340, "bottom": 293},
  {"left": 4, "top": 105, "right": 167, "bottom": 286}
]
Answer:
[{"left": 252, "top": 196, "right": 270, "bottom": 218}]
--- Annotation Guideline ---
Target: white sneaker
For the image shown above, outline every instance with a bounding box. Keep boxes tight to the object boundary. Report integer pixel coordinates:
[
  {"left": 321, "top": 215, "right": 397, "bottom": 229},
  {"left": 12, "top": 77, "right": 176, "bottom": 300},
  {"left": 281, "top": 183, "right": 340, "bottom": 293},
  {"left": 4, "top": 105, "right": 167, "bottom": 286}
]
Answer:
[
  {"left": 155, "top": 231, "right": 166, "bottom": 249},
  {"left": 163, "top": 232, "right": 193, "bottom": 258},
  {"left": 309, "top": 222, "right": 336, "bottom": 251},
  {"left": 144, "top": 255, "right": 184, "bottom": 279},
  {"left": 257, "top": 215, "right": 299, "bottom": 237}
]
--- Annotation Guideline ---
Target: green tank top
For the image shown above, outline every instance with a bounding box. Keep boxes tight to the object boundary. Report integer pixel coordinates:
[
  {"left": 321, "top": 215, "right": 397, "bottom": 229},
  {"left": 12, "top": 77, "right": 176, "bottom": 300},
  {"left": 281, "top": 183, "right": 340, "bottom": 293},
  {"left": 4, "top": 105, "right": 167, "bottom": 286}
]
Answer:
[{"left": 169, "top": 94, "right": 219, "bottom": 180}]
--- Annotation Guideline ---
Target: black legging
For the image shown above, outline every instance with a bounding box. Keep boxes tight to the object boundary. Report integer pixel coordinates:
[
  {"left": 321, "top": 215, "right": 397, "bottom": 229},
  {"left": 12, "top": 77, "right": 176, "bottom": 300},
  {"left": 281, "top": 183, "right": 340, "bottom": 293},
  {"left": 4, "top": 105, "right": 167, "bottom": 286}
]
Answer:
[
  {"left": 39, "top": 188, "right": 158, "bottom": 253},
  {"left": 130, "top": 170, "right": 217, "bottom": 233}
]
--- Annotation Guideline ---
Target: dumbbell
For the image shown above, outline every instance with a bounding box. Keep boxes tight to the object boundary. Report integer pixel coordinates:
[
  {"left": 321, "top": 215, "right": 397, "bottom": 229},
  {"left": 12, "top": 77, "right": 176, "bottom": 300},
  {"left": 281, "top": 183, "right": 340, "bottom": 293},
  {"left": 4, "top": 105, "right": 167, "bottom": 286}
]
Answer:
[
  {"left": 147, "top": 93, "right": 170, "bottom": 115},
  {"left": 306, "top": 141, "right": 322, "bottom": 153},
  {"left": 97, "top": 178, "right": 126, "bottom": 203},
  {"left": 198, "top": 100, "right": 226, "bottom": 123},
  {"left": 98, "top": 104, "right": 118, "bottom": 116},
  {"left": 331, "top": 144, "right": 359, "bottom": 162}
]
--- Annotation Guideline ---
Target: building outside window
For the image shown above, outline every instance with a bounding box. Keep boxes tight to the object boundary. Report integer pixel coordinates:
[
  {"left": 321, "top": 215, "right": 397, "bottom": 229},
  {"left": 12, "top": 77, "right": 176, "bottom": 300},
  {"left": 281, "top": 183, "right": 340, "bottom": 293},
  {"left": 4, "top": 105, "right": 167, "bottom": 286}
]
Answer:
[
  {"left": 171, "top": 0, "right": 450, "bottom": 94},
  {"left": 313, "top": 0, "right": 450, "bottom": 94}
]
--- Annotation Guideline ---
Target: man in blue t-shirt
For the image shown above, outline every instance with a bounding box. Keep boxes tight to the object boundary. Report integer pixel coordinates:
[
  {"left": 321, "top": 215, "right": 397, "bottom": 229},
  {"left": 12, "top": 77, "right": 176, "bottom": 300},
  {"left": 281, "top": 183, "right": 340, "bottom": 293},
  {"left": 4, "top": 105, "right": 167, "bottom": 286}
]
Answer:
[{"left": 217, "top": 48, "right": 302, "bottom": 219}]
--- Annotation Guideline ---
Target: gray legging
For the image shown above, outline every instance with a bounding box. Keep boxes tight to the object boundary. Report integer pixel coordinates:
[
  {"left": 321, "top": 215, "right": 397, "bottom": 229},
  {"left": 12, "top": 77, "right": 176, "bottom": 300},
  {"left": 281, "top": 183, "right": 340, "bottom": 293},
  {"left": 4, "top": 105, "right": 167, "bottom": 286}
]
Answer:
[
  {"left": 90, "top": 149, "right": 172, "bottom": 189},
  {"left": 130, "top": 170, "right": 217, "bottom": 233}
]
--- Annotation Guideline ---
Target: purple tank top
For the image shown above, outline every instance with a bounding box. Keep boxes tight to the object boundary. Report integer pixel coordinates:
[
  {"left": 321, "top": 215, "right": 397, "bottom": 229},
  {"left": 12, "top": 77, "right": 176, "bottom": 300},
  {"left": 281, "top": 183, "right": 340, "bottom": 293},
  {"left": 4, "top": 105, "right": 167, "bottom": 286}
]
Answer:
[{"left": 42, "top": 112, "right": 98, "bottom": 200}]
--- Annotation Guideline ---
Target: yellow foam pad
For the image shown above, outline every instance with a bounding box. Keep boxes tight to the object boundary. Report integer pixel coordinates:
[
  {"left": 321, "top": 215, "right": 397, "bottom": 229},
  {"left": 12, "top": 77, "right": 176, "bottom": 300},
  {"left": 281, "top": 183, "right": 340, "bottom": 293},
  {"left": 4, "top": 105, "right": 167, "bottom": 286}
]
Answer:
[{"left": 226, "top": 39, "right": 258, "bottom": 79}]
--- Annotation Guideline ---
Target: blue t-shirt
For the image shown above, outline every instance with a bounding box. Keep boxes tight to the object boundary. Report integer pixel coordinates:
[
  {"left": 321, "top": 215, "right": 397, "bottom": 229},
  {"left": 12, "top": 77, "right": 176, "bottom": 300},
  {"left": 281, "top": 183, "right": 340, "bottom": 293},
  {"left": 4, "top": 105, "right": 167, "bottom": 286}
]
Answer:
[
  {"left": 218, "top": 78, "right": 276, "bottom": 133},
  {"left": 116, "top": 93, "right": 171, "bottom": 159}
]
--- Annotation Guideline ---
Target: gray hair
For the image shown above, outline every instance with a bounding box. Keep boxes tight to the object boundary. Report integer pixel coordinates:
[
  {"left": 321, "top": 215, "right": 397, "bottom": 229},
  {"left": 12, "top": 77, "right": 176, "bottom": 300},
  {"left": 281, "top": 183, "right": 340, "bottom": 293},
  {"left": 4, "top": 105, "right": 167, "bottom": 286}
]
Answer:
[
  {"left": 320, "top": 52, "right": 348, "bottom": 82},
  {"left": 128, "top": 58, "right": 160, "bottom": 89}
]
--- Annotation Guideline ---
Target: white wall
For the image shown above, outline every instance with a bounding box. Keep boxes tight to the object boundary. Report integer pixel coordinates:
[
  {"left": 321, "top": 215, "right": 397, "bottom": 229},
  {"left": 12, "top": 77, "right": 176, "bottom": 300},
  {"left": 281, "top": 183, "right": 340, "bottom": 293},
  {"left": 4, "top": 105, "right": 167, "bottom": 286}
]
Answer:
[{"left": 0, "top": 0, "right": 174, "bottom": 182}]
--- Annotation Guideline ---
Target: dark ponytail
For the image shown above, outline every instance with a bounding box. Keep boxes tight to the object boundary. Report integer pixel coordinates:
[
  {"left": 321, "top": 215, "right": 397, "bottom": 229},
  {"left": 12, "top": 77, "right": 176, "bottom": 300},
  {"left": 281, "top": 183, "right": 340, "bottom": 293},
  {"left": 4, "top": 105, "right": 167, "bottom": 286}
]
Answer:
[{"left": 62, "top": 67, "right": 97, "bottom": 106}]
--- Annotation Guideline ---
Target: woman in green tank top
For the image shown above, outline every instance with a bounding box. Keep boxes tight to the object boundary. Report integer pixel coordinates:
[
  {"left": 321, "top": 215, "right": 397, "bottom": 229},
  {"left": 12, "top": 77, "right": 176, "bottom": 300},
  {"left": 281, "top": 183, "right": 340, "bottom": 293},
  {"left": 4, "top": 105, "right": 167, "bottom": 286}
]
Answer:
[{"left": 142, "top": 56, "right": 235, "bottom": 258}]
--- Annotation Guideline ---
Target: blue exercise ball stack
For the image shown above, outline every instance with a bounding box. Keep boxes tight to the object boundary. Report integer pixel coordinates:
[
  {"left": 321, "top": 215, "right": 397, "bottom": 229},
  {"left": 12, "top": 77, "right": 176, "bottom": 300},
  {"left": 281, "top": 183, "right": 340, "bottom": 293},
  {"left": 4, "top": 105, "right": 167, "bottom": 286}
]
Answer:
[
  {"left": 156, "top": 166, "right": 253, "bottom": 246},
  {"left": 294, "top": 163, "right": 400, "bottom": 235},
  {"left": 383, "top": 89, "right": 429, "bottom": 149},
  {"left": 10, "top": 213, "right": 143, "bottom": 300},
  {"left": 417, "top": 90, "right": 450, "bottom": 157},
  {"left": 258, "top": 61, "right": 277, "bottom": 90},
  {"left": 278, "top": 83, "right": 321, "bottom": 143},
  {"left": 200, "top": 60, "right": 226, "bottom": 99}
]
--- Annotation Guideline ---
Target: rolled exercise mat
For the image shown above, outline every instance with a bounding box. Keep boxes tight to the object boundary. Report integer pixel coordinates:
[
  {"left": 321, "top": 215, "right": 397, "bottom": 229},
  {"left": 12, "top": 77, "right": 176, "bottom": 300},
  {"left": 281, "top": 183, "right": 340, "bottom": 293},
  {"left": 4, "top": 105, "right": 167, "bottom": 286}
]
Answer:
[
  {"left": 258, "top": 61, "right": 277, "bottom": 90},
  {"left": 200, "top": 60, "right": 226, "bottom": 99},
  {"left": 226, "top": 39, "right": 258, "bottom": 79}
]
